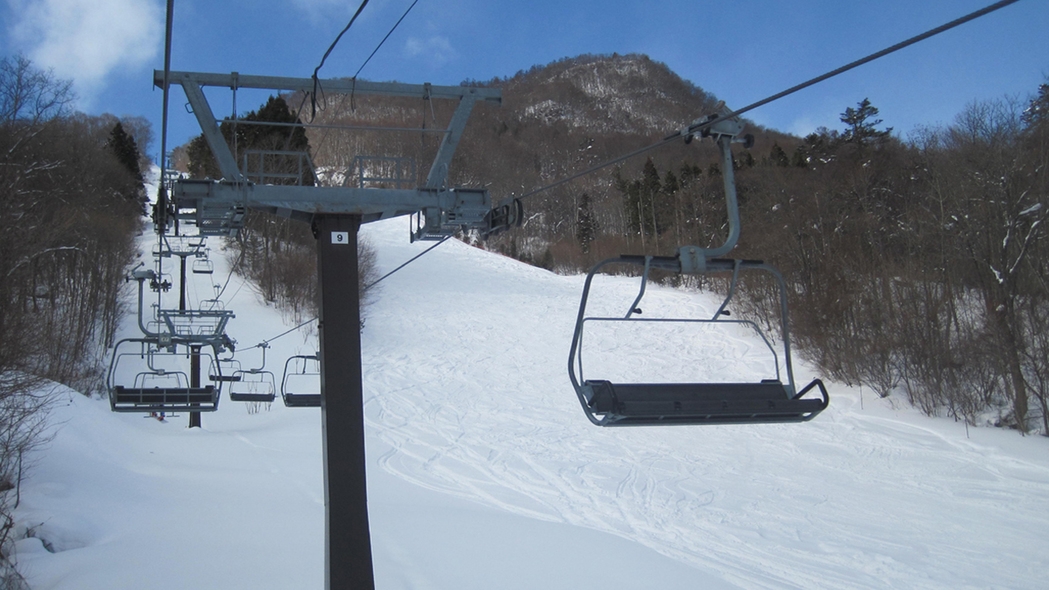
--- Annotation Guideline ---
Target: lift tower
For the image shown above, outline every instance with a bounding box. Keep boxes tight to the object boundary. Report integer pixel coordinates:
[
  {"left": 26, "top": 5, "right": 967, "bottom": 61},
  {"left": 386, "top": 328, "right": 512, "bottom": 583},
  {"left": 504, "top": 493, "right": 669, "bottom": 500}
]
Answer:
[{"left": 158, "top": 70, "right": 513, "bottom": 589}]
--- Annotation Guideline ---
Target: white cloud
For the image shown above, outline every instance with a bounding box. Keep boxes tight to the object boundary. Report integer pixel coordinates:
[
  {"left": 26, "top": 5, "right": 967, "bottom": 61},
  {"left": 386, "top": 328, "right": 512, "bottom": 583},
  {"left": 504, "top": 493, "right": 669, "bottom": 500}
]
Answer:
[
  {"left": 286, "top": 0, "right": 346, "bottom": 24},
  {"left": 787, "top": 116, "right": 820, "bottom": 138},
  {"left": 787, "top": 111, "right": 842, "bottom": 138},
  {"left": 403, "top": 35, "right": 456, "bottom": 67},
  {"left": 285, "top": 0, "right": 388, "bottom": 28},
  {"left": 7, "top": 0, "right": 162, "bottom": 105}
]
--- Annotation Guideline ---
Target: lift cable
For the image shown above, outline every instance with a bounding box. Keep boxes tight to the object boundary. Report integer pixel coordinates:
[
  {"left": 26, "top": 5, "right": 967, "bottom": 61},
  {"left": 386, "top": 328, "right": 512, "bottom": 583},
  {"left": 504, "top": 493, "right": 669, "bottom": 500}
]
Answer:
[
  {"left": 153, "top": 0, "right": 175, "bottom": 241},
  {"left": 368, "top": 235, "right": 451, "bottom": 289},
  {"left": 684, "top": 0, "right": 1023, "bottom": 142},
  {"left": 354, "top": 0, "right": 422, "bottom": 80},
  {"left": 516, "top": 0, "right": 1021, "bottom": 203},
  {"left": 310, "top": 0, "right": 371, "bottom": 120},
  {"left": 238, "top": 235, "right": 451, "bottom": 351}
]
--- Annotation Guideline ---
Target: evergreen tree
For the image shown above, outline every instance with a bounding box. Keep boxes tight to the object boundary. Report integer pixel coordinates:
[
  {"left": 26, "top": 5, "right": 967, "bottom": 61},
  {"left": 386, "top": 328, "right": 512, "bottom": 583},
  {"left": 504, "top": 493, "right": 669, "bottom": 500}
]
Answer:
[
  {"left": 641, "top": 158, "right": 666, "bottom": 236},
  {"left": 792, "top": 129, "right": 837, "bottom": 167},
  {"left": 187, "top": 95, "right": 314, "bottom": 186},
  {"left": 840, "top": 98, "right": 892, "bottom": 145},
  {"left": 1022, "top": 82, "right": 1049, "bottom": 131},
  {"left": 106, "top": 122, "right": 147, "bottom": 214},
  {"left": 769, "top": 142, "right": 790, "bottom": 167},
  {"left": 107, "top": 122, "right": 142, "bottom": 181},
  {"left": 575, "top": 192, "right": 597, "bottom": 254},
  {"left": 662, "top": 169, "right": 679, "bottom": 195},
  {"left": 679, "top": 162, "right": 702, "bottom": 185}
]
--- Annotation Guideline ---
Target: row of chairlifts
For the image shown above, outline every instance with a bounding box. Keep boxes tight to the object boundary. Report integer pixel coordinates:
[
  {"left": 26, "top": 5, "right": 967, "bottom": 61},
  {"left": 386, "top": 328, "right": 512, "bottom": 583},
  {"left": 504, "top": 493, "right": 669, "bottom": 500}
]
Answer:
[
  {"left": 568, "top": 109, "right": 828, "bottom": 427},
  {"left": 110, "top": 341, "right": 324, "bottom": 412},
  {"left": 211, "top": 345, "right": 322, "bottom": 408},
  {"left": 210, "top": 344, "right": 277, "bottom": 403},
  {"left": 106, "top": 258, "right": 322, "bottom": 412},
  {"left": 192, "top": 250, "right": 214, "bottom": 275},
  {"left": 109, "top": 71, "right": 522, "bottom": 420},
  {"left": 149, "top": 233, "right": 215, "bottom": 275}
]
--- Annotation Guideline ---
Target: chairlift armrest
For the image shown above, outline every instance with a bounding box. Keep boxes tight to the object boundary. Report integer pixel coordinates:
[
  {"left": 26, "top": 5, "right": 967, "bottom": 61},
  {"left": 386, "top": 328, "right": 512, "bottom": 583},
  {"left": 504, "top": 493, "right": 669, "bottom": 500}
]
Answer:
[{"left": 793, "top": 379, "right": 829, "bottom": 408}]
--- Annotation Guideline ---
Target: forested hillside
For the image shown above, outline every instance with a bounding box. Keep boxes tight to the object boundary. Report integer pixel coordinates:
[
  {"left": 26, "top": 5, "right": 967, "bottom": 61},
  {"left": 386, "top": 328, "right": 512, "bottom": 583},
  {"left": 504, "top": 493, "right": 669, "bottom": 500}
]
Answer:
[{"left": 0, "top": 54, "right": 148, "bottom": 560}]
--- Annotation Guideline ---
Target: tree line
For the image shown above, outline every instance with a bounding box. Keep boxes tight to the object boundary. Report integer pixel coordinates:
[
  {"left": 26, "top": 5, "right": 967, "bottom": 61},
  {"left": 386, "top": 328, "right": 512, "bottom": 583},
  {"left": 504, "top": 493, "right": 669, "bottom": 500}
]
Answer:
[{"left": 0, "top": 55, "right": 148, "bottom": 564}]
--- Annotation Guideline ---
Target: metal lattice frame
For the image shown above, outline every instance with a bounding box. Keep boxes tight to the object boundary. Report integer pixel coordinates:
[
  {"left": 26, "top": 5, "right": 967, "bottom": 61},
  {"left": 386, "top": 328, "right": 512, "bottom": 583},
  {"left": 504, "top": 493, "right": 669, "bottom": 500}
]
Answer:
[{"left": 156, "top": 70, "right": 506, "bottom": 240}]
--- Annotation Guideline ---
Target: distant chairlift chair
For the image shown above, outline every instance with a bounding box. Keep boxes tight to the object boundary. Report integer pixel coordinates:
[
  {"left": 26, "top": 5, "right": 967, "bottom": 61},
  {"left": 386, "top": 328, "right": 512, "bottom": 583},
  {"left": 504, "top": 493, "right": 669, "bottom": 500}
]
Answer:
[
  {"left": 191, "top": 253, "right": 214, "bottom": 275},
  {"left": 281, "top": 354, "right": 321, "bottom": 408},
  {"left": 209, "top": 357, "right": 241, "bottom": 384},
  {"left": 567, "top": 109, "right": 828, "bottom": 427},
  {"left": 228, "top": 344, "right": 277, "bottom": 403},
  {"left": 108, "top": 337, "right": 220, "bottom": 413}
]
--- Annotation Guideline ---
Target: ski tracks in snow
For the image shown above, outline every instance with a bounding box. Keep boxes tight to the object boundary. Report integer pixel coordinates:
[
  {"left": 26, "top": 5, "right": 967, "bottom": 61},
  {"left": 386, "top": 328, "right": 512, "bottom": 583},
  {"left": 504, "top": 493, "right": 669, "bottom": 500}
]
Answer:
[{"left": 358, "top": 222, "right": 1049, "bottom": 590}]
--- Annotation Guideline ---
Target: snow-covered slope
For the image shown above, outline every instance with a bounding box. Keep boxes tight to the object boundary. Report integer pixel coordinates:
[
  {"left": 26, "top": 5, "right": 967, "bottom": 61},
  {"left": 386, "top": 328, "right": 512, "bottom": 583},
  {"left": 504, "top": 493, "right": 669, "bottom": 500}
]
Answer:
[{"left": 12, "top": 216, "right": 1049, "bottom": 589}]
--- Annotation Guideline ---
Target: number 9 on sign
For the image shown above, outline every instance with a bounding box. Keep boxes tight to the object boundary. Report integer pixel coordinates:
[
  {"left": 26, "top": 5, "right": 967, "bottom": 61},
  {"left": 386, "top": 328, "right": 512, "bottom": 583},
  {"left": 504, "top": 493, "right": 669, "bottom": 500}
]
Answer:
[{"left": 332, "top": 231, "right": 349, "bottom": 245}]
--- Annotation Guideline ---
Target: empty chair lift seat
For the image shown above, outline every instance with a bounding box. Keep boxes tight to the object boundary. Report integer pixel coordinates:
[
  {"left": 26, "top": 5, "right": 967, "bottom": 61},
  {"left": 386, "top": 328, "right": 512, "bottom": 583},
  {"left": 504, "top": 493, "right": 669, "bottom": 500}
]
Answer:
[
  {"left": 228, "top": 371, "right": 277, "bottom": 403},
  {"left": 281, "top": 355, "right": 321, "bottom": 408},
  {"left": 282, "top": 392, "right": 321, "bottom": 407},
  {"left": 583, "top": 379, "right": 828, "bottom": 426},
  {"left": 111, "top": 385, "right": 219, "bottom": 412},
  {"left": 229, "top": 388, "right": 277, "bottom": 403}
]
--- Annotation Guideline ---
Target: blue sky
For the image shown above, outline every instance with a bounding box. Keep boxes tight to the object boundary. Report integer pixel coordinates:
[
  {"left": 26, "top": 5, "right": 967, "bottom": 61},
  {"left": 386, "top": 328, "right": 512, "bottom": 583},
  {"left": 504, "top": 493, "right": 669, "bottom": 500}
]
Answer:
[{"left": 2, "top": 0, "right": 1047, "bottom": 162}]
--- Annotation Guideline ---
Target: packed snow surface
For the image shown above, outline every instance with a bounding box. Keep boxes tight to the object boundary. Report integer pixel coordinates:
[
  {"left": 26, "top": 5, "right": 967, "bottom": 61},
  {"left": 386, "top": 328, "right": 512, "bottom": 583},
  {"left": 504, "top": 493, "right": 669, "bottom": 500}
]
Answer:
[{"left": 12, "top": 216, "right": 1049, "bottom": 589}]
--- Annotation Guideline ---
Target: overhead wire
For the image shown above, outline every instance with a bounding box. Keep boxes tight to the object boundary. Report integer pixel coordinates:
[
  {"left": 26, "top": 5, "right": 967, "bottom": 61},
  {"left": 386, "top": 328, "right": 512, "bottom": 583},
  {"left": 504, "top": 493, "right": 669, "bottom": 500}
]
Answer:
[
  {"left": 151, "top": 0, "right": 425, "bottom": 355},
  {"left": 239, "top": 236, "right": 451, "bottom": 351},
  {"left": 304, "top": 0, "right": 423, "bottom": 175},
  {"left": 674, "top": 0, "right": 1023, "bottom": 144},
  {"left": 354, "top": 0, "right": 421, "bottom": 79},
  {"left": 310, "top": 0, "right": 370, "bottom": 120},
  {"left": 236, "top": 0, "right": 395, "bottom": 350}
]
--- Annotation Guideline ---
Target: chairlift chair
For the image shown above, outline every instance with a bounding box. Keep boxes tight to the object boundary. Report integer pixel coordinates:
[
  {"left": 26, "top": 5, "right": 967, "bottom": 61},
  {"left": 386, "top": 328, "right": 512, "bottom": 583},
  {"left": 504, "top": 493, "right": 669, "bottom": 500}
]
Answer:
[
  {"left": 567, "top": 108, "right": 827, "bottom": 427},
  {"left": 281, "top": 354, "right": 321, "bottom": 407},
  {"left": 200, "top": 298, "right": 225, "bottom": 312},
  {"left": 209, "top": 357, "right": 242, "bottom": 383},
  {"left": 108, "top": 337, "right": 220, "bottom": 413},
  {"left": 191, "top": 255, "right": 215, "bottom": 275},
  {"left": 228, "top": 344, "right": 277, "bottom": 403},
  {"left": 568, "top": 254, "right": 828, "bottom": 427}
]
